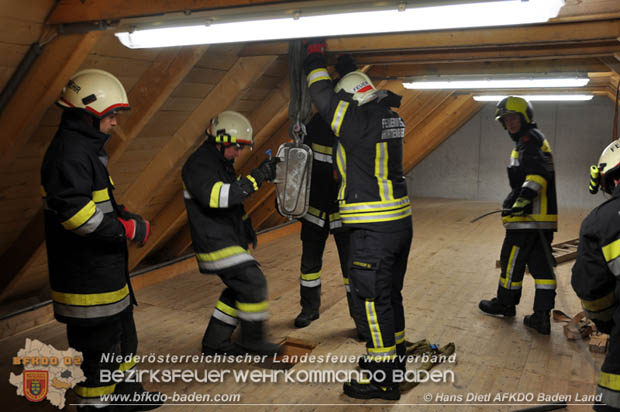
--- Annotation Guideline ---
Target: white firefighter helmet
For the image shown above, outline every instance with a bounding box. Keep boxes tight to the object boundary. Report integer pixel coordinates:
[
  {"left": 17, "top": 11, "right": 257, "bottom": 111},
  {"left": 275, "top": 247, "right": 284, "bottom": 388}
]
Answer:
[
  {"left": 334, "top": 71, "right": 377, "bottom": 106},
  {"left": 597, "top": 140, "right": 620, "bottom": 193},
  {"left": 57, "top": 69, "right": 130, "bottom": 118},
  {"left": 206, "top": 111, "right": 253, "bottom": 146}
]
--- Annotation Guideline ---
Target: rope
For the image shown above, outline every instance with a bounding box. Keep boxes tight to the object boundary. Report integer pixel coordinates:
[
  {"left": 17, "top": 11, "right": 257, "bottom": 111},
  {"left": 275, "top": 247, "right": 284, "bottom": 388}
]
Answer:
[{"left": 287, "top": 40, "right": 314, "bottom": 145}]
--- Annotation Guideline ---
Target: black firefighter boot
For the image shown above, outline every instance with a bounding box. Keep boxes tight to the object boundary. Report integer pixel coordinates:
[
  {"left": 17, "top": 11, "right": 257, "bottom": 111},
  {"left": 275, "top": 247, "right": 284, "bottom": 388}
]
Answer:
[
  {"left": 523, "top": 311, "right": 551, "bottom": 335},
  {"left": 202, "top": 317, "right": 242, "bottom": 355},
  {"left": 343, "top": 380, "right": 400, "bottom": 401},
  {"left": 294, "top": 285, "right": 320, "bottom": 328},
  {"left": 239, "top": 320, "right": 282, "bottom": 355},
  {"left": 479, "top": 297, "right": 516, "bottom": 317}
]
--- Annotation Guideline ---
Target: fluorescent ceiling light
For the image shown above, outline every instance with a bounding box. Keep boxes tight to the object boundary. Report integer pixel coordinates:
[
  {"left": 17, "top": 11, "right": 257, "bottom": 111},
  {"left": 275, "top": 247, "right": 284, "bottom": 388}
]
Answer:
[
  {"left": 403, "top": 77, "right": 589, "bottom": 90},
  {"left": 115, "top": 0, "right": 564, "bottom": 48},
  {"left": 473, "top": 95, "right": 594, "bottom": 101}
]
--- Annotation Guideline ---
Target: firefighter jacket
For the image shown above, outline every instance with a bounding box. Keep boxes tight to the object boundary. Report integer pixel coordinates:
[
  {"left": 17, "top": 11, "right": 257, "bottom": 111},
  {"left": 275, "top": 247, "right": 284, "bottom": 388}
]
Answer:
[
  {"left": 501, "top": 125, "right": 558, "bottom": 231},
  {"left": 305, "top": 55, "right": 412, "bottom": 232},
  {"left": 182, "top": 141, "right": 259, "bottom": 274},
  {"left": 302, "top": 113, "right": 342, "bottom": 231},
  {"left": 41, "top": 110, "right": 133, "bottom": 325},
  {"left": 571, "top": 182, "right": 620, "bottom": 325}
]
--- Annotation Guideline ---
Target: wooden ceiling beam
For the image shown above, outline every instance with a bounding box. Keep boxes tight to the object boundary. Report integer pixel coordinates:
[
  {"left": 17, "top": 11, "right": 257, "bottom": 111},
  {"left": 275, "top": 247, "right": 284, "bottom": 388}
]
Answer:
[
  {"left": 403, "top": 94, "right": 482, "bottom": 173},
  {"left": 0, "top": 32, "right": 101, "bottom": 172},
  {"left": 241, "top": 19, "right": 620, "bottom": 56},
  {"left": 369, "top": 59, "right": 610, "bottom": 79},
  {"left": 46, "top": 0, "right": 282, "bottom": 24},
  {"left": 107, "top": 45, "right": 208, "bottom": 164},
  {"left": 122, "top": 55, "right": 276, "bottom": 213},
  {"left": 354, "top": 42, "right": 620, "bottom": 66}
]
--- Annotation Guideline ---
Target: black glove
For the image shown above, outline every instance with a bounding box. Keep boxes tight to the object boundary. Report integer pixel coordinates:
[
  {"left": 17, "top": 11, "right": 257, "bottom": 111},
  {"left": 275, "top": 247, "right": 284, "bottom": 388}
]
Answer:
[
  {"left": 304, "top": 38, "right": 326, "bottom": 57},
  {"left": 335, "top": 54, "right": 356, "bottom": 77},
  {"left": 118, "top": 205, "right": 141, "bottom": 221},
  {"left": 593, "top": 318, "right": 614, "bottom": 334},
  {"left": 250, "top": 157, "right": 279, "bottom": 185},
  {"left": 510, "top": 197, "right": 531, "bottom": 216}
]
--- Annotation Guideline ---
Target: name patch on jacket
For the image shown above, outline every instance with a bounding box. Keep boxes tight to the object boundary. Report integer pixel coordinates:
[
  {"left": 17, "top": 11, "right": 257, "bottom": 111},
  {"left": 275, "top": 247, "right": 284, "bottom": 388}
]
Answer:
[{"left": 381, "top": 118, "right": 405, "bottom": 140}]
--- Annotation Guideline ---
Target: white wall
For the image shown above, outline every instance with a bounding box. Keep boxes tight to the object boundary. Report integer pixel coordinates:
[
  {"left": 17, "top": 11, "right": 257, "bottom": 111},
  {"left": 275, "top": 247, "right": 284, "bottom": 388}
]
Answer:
[{"left": 406, "top": 96, "right": 616, "bottom": 209}]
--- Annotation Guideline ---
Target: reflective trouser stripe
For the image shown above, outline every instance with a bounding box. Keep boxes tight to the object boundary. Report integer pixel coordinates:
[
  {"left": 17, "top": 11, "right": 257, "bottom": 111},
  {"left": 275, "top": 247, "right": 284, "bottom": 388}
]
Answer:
[
  {"left": 344, "top": 277, "right": 351, "bottom": 293},
  {"left": 313, "top": 152, "right": 332, "bottom": 163},
  {"left": 365, "top": 300, "right": 384, "bottom": 348},
  {"left": 395, "top": 330, "right": 405, "bottom": 345},
  {"left": 534, "top": 278, "right": 556, "bottom": 290},
  {"left": 52, "top": 285, "right": 130, "bottom": 306},
  {"left": 213, "top": 300, "right": 239, "bottom": 326},
  {"left": 236, "top": 300, "right": 269, "bottom": 321},
  {"left": 302, "top": 213, "right": 325, "bottom": 228},
  {"left": 598, "top": 386, "right": 620, "bottom": 409},
  {"left": 500, "top": 246, "right": 522, "bottom": 290},
  {"left": 367, "top": 345, "right": 397, "bottom": 361},
  {"left": 301, "top": 271, "right": 321, "bottom": 288},
  {"left": 196, "top": 247, "right": 256, "bottom": 272}
]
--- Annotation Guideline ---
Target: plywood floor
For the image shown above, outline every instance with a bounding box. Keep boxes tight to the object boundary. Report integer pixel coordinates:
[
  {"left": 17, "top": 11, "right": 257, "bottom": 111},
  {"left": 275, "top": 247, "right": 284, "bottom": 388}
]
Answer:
[{"left": 0, "top": 198, "right": 604, "bottom": 411}]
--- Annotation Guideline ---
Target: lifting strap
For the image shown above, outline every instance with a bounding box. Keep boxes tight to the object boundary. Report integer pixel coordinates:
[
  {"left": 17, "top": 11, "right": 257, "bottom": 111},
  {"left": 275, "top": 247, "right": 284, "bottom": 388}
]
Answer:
[{"left": 287, "top": 39, "right": 314, "bottom": 144}]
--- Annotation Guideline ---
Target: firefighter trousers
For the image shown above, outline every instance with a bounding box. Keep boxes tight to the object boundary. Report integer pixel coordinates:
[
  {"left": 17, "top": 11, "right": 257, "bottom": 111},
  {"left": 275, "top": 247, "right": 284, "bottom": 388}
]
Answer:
[
  {"left": 66, "top": 308, "right": 138, "bottom": 406},
  {"left": 204, "top": 263, "right": 269, "bottom": 346},
  {"left": 595, "top": 322, "right": 620, "bottom": 411},
  {"left": 496, "top": 229, "right": 556, "bottom": 312},
  {"left": 348, "top": 226, "right": 413, "bottom": 385},
  {"left": 299, "top": 220, "right": 349, "bottom": 313}
]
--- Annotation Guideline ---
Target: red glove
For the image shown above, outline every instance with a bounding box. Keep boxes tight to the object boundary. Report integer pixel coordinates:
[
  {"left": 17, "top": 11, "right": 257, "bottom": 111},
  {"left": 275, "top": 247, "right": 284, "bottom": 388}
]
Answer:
[
  {"left": 117, "top": 217, "right": 151, "bottom": 247},
  {"left": 305, "top": 38, "right": 326, "bottom": 56}
]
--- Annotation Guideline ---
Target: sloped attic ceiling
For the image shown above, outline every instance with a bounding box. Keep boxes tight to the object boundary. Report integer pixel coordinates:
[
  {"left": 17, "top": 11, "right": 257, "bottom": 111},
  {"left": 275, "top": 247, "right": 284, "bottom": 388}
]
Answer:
[{"left": 0, "top": 0, "right": 619, "bottom": 314}]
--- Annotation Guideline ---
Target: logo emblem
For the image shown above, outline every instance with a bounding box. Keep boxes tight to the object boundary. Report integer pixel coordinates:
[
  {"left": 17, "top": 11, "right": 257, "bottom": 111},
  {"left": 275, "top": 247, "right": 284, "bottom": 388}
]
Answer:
[{"left": 23, "top": 370, "right": 48, "bottom": 402}]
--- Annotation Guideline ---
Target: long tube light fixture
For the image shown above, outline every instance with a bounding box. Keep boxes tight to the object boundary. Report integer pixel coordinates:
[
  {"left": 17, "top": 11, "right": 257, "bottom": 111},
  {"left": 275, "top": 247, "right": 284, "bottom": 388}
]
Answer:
[
  {"left": 403, "top": 75, "right": 589, "bottom": 90},
  {"left": 473, "top": 95, "right": 594, "bottom": 101},
  {"left": 115, "top": 0, "right": 564, "bottom": 49}
]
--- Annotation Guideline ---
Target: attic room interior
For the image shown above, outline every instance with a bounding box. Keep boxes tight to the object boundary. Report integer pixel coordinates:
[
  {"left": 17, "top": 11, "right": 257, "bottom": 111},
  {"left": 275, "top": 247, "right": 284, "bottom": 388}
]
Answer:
[{"left": 1, "top": 0, "right": 620, "bottom": 410}]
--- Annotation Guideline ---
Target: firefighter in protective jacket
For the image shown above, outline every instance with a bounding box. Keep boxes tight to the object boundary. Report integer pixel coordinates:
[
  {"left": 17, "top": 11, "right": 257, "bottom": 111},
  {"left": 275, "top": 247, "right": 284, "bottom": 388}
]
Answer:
[
  {"left": 572, "top": 140, "right": 620, "bottom": 411},
  {"left": 41, "top": 69, "right": 160, "bottom": 410},
  {"left": 479, "top": 96, "right": 558, "bottom": 335},
  {"left": 304, "top": 40, "right": 413, "bottom": 401},
  {"left": 295, "top": 113, "right": 366, "bottom": 338},
  {"left": 183, "top": 110, "right": 281, "bottom": 356}
]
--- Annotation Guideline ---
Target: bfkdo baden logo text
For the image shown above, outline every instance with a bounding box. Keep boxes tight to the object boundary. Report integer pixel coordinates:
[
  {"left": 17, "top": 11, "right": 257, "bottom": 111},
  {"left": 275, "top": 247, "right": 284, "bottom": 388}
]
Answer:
[{"left": 9, "top": 338, "right": 85, "bottom": 409}]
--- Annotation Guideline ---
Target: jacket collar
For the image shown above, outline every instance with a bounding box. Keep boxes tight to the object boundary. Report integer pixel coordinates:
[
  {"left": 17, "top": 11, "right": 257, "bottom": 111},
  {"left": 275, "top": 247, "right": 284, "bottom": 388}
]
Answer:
[{"left": 60, "top": 110, "right": 110, "bottom": 152}]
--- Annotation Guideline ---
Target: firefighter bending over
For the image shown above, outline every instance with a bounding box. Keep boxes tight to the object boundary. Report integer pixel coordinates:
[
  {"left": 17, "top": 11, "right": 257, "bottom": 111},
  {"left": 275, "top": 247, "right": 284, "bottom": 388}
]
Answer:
[{"left": 182, "top": 111, "right": 281, "bottom": 356}]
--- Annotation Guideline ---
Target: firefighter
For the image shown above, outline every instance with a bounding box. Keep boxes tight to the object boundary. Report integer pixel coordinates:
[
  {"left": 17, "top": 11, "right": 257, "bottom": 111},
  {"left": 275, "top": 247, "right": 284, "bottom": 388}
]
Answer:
[
  {"left": 572, "top": 140, "right": 620, "bottom": 411},
  {"left": 182, "top": 110, "right": 281, "bottom": 356},
  {"left": 304, "top": 40, "right": 413, "bottom": 400},
  {"left": 294, "top": 113, "right": 350, "bottom": 328},
  {"left": 479, "top": 96, "right": 558, "bottom": 335},
  {"left": 294, "top": 55, "right": 365, "bottom": 338},
  {"left": 41, "top": 69, "right": 161, "bottom": 410}
]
